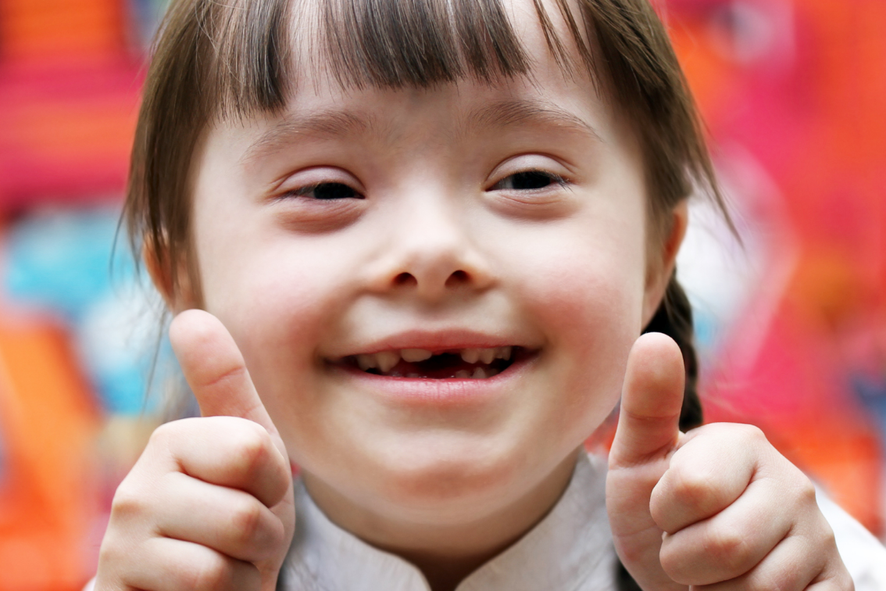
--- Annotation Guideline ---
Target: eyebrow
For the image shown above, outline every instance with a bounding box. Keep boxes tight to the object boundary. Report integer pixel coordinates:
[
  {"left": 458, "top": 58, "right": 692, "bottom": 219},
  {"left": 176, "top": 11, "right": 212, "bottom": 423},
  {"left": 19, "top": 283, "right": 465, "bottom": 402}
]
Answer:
[
  {"left": 241, "top": 110, "right": 372, "bottom": 166},
  {"left": 468, "top": 99, "right": 604, "bottom": 143},
  {"left": 241, "top": 97, "right": 602, "bottom": 165}
]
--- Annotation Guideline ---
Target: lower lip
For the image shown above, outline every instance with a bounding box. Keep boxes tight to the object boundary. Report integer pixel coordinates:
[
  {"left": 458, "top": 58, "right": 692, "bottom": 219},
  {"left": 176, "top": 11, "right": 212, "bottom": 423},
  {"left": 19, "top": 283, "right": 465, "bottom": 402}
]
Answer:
[{"left": 328, "top": 354, "right": 536, "bottom": 407}]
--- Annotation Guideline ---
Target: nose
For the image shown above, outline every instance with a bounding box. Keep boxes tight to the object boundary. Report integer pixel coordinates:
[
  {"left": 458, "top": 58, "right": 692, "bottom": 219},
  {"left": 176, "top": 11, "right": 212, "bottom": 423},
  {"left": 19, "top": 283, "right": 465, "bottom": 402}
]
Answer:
[{"left": 365, "top": 194, "right": 494, "bottom": 302}]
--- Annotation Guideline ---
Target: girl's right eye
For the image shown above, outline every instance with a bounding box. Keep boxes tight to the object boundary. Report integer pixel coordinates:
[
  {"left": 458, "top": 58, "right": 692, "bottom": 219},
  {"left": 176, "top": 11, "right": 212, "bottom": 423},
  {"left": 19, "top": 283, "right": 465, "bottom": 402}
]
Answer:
[{"left": 285, "top": 182, "right": 365, "bottom": 200}]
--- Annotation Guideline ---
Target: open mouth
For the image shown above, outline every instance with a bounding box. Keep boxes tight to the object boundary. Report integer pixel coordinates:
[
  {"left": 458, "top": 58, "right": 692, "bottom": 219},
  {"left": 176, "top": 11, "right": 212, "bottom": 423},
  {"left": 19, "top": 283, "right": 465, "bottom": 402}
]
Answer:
[{"left": 341, "top": 346, "right": 523, "bottom": 379}]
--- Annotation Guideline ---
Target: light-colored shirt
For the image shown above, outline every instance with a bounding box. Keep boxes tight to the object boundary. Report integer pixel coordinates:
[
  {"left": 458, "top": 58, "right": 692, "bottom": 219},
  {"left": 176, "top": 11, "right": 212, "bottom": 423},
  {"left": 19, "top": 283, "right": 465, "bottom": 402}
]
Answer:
[
  {"left": 281, "top": 453, "right": 616, "bottom": 591},
  {"left": 281, "top": 452, "right": 886, "bottom": 591}
]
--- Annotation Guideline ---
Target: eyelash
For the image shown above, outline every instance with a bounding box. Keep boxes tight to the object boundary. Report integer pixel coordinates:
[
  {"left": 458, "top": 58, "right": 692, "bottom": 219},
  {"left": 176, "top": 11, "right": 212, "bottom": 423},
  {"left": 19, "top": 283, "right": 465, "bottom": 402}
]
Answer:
[
  {"left": 284, "top": 182, "right": 365, "bottom": 201},
  {"left": 490, "top": 169, "right": 569, "bottom": 192},
  {"left": 280, "top": 168, "right": 569, "bottom": 201}
]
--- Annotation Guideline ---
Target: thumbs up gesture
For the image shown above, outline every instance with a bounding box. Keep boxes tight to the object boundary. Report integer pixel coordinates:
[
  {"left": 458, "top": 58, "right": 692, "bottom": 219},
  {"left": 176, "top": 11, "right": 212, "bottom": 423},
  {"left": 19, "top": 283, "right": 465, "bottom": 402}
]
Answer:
[
  {"left": 607, "top": 333, "right": 852, "bottom": 590},
  {"left": 96, "top": 310, "right": 295, "bottom": 591}
]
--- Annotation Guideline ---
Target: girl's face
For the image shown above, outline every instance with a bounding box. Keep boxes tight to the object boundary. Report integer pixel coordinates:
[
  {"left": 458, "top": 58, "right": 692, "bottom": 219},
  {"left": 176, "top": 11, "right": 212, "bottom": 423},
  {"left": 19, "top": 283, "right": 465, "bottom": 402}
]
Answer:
[{"left": 174, "top": 0, "right": 683, "bottom": 548}]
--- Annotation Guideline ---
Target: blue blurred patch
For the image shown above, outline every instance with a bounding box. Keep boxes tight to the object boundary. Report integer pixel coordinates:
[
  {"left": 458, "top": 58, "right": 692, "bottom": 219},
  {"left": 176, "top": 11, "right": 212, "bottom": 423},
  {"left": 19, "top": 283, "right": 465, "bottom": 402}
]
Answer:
[{"left": 3, "top": 207, "right": 162, "bottom": 415}]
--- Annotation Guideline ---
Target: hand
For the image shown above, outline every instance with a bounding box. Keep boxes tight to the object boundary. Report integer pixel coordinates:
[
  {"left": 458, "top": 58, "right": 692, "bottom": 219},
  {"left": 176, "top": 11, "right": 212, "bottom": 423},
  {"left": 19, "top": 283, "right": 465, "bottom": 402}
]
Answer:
[
  {"left": 95, "top": 310, "right": 295, "bottom": 591},
  {"left": 606, "top": 333, "right": 853, "bottom": 590}
]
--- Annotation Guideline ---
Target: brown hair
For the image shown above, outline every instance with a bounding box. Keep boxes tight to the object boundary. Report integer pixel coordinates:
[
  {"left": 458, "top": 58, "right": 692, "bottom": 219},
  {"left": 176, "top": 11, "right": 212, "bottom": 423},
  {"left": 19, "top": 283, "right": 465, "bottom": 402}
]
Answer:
[{"left": 126, "top": 1, "right": 726, "bottom": 586}]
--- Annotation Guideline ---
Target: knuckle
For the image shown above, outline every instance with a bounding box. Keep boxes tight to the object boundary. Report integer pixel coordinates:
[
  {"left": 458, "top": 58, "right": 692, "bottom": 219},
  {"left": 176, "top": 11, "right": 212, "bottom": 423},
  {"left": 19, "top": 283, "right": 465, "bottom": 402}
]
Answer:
[
  {"left": 110, "top": 482, "right": 148, "bottom": 520},
  {"left": 746, "top": 572, "right": 792, "bottom": 591},
  {"left": 228, "top": 498, "right": 286, "bottom": 558},
  {"left": 796, "top": 476, "right": 818, "bottom": 505},
  {"left": 813, "top": 521, "right": 839, "bottom": 556},
  {"left": 186, "top": 552, "right": 234, "bottom": 591},
  {"left": 704, "top": 526, "right": 754, "bottom": 573},
  {"left": 230, "top": 422, "right": 273, "bottom": 476},
  {"left": 230, "top": 497, "right": 265, "bottom": 543},
  {"left": 749, "top": 561, "right": 813, "bottom": 591},
  {"left": 738, "top": 423, "right": 767, "bottom": 443},
  {"left": 724, "top": 422, "right": 768, "bottom": 449},
  {"left": 668, "top": 463, "right": 717, "bottom": 509},
  {"left": 96, "top": 535, "right": 128, "bottom": 570}
]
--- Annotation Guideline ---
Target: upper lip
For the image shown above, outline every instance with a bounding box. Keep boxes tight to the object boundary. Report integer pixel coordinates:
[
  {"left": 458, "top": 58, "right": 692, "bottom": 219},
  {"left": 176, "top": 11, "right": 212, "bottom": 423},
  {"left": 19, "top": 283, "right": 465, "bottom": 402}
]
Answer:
[{"left": 327, "top": 329, "right": 536, "bottom": 360}]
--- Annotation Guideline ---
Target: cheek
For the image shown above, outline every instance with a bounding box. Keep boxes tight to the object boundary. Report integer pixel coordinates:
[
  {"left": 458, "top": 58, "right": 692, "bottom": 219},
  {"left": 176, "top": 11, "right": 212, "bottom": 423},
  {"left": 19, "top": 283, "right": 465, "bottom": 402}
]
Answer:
[
  {"left": 541, "top": 262, "right": 640, "bottom": 400},
  {"left": 194, "top": 228, "right": 356, "bottom": 400},
  {"left": 498, "top": 224, "right": 648, "bottom": 426},
  {"left": 502, "top": 218, "right": 647, "bottom": 346}
]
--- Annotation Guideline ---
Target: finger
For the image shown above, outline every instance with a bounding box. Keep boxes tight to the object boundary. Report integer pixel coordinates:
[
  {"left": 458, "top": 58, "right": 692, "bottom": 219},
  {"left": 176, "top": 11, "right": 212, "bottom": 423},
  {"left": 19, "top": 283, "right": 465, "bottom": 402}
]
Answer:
[
  {"left": 169, "top": 310, "right": 285, "bottom": 456},
  {"left": 690, "top": 533, "right": 829, "bottom": 591},
  {"left": 609, "top": 332, "right": 685, "bottom": 469},
  {"left": 149, "top": 417, "right": 291, "bottom": 508},
  {"left": 156, "top": 472, "right": 287, "bottom": 563},
  {"left": 123, "top": 537, "right": 260, "bottom": 591},
  {"left": 606, "top": 333, "right": 687, "bottom": 591},
  {"left": 659, "top": 474, "right": 794, "bottom": 585},
  {"left": 650, "top": 424, "right": 759, "bottom": 534}
]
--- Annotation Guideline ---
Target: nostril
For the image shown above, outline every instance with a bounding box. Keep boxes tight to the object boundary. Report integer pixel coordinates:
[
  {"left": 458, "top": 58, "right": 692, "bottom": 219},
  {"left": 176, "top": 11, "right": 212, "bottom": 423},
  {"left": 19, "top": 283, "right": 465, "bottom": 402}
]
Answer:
[
  {"left": 394, "top": 272, "right": 417, "bottom": 287},
  {"left": 445, "top": 270, "right": 469, "bottom": 287}
]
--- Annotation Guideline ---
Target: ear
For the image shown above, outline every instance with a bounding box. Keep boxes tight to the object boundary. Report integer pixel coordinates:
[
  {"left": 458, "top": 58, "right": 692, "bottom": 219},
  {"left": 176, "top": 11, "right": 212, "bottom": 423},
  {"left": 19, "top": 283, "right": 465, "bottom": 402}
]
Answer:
[
  {"left": 641, "top": 200, "right": 689, "bottom": 326},
  {"left": 142, "top": 240, "right": 198, "bottom": 313}
]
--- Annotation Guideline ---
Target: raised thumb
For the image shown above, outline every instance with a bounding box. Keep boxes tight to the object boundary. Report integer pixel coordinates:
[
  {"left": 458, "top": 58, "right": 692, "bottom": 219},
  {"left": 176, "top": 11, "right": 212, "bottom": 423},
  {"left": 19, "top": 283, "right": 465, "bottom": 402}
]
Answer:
[
  {"left": 610, "top": 332, "right": 685, "bottom": 468},
  {"left": 169, "top": 309, "right": 284, "bottom": 451}
]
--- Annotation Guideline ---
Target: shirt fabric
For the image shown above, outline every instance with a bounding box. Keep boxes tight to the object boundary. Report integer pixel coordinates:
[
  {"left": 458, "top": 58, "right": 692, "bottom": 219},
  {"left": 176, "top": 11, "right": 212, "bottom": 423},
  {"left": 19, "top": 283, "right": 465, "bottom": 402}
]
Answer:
[
  {"left": 280, "top": 453, "right": 617, "bottom": 591},
  {"left": 280, "top": 452, "right": 886, "bottom": 591}
]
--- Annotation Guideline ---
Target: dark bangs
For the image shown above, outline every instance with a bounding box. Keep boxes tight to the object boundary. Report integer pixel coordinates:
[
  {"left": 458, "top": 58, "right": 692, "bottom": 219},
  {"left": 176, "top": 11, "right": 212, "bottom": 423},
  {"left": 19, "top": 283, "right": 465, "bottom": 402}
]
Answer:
[
  {"left": 203, "top": 0, "right": 598, "bottom": 120},
  {"left": 314, "top": 0, "right": 597, "bottom": 91}
]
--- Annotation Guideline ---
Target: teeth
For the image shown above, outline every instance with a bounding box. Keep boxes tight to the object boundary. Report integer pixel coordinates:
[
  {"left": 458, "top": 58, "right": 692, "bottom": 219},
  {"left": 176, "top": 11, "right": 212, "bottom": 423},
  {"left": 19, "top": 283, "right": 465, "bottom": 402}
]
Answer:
[
  {"left": 401, "top": 348, "right": 433, "bottom": 362},
  {"left": 356, "top": 354, "right": 378, "bottom": 371},
  {"left": 472, "top": 367, "right": 487, "bottom": 379},
  {"left": 461, "top": 347, "right": 512, "bottom": 364},
  {"left": 376, "top": 351, "right": 400, "bottom": 373},
  {"left": 454, "top": 369, "right": 471, "bottom": 379},
  {"left": 460, "top": 348, "right": 481, "bottom": 364},
  {"left": 355, "top": 346, "right": 516, "bottom": 374}
]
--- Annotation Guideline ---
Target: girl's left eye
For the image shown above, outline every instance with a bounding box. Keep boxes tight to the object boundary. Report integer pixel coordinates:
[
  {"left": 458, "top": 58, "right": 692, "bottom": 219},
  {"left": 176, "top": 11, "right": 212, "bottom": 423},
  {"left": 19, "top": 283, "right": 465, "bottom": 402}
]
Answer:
[
  {"left": 287, "top": 182, "right": 364, "bottom": 200},
  {"left": 491, "top": 170, "right": 567, "bottom": 191}
]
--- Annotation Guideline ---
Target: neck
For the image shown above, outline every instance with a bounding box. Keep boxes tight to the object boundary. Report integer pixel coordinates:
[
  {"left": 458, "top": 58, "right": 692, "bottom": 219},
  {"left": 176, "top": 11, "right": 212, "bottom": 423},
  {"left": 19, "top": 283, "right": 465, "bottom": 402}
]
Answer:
[{"left": 302, "top": 449, "right": 581, "bottom": 591}]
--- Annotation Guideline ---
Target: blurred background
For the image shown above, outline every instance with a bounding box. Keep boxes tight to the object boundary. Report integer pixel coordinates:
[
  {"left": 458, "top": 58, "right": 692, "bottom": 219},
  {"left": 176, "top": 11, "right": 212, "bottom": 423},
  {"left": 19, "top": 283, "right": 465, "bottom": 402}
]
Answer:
[{"left": 0, "top": 0, "right": 883, "bottom": 589}]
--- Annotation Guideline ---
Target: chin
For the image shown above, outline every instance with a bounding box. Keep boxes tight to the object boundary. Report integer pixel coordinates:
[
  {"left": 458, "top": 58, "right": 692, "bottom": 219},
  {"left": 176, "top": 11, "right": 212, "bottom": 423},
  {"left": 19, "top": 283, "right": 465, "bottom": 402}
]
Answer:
[{"left": 366, "top": 443, "right": 559, "bottom": 521}]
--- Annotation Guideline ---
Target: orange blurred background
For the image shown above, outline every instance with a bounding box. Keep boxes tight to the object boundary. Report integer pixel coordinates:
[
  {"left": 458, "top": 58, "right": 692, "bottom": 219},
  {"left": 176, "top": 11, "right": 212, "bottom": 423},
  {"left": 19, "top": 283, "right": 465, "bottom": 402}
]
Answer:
[{"left": 0, "top": 0, "right": 883, "bottom": 589}]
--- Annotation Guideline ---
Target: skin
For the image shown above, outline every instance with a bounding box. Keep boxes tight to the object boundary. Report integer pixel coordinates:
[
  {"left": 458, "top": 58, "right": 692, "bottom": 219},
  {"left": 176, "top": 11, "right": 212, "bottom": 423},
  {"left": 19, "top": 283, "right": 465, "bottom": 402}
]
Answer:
[{"left": 95, "top": 1, "right": 854, "bottom": 590}]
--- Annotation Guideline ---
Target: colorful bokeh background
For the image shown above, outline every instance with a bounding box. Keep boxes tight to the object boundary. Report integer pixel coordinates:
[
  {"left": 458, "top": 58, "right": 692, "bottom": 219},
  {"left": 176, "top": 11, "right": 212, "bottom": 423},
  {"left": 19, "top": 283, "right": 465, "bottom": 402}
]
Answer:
[{"left": 0, "top": 0, "right": 884, "bottom": 589}]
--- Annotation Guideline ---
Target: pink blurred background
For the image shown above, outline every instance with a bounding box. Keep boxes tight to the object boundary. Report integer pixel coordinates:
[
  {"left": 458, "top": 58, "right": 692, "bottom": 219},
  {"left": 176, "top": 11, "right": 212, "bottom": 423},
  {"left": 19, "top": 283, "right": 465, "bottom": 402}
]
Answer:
[{"left": 0, "top": 0, "right": 883, "bottom": 589}]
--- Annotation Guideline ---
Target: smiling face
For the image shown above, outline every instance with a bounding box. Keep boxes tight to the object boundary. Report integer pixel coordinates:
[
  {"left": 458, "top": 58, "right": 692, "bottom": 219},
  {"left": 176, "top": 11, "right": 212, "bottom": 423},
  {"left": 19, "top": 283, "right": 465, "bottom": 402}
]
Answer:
[{"left": 164, "top": 0, "right": 683, "bottom": 555}]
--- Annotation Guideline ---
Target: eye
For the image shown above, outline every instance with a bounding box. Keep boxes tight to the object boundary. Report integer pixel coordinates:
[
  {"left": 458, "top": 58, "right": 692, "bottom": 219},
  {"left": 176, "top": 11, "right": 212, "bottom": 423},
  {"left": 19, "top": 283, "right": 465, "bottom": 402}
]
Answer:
[
  {"left": 286, "top": 182, "right": 364, "bottom": 200},
  {"left": 491, "top": 170, "right": 567, "bottom": 191}
]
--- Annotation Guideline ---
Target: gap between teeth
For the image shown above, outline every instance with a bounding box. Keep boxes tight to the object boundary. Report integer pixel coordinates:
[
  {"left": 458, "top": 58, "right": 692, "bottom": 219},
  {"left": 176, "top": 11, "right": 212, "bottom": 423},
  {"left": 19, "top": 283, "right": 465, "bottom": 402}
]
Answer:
[{"left": 355, "top": 346, "right": 513, "bottom": 373}]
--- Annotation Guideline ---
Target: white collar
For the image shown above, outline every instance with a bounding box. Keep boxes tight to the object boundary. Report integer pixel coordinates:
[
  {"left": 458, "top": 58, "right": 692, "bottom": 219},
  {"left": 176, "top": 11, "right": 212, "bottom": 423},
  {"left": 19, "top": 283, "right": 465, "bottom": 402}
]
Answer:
[{"left": 281, "top": 452, "right": 617, "bottom": 591}]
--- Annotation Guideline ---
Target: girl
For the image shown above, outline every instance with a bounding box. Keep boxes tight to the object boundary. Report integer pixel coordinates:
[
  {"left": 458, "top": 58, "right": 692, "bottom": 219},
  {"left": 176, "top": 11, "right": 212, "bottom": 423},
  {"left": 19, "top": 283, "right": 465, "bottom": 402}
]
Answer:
[{"left": 95, "top": 0, "right": 886, "bottom": 589}]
